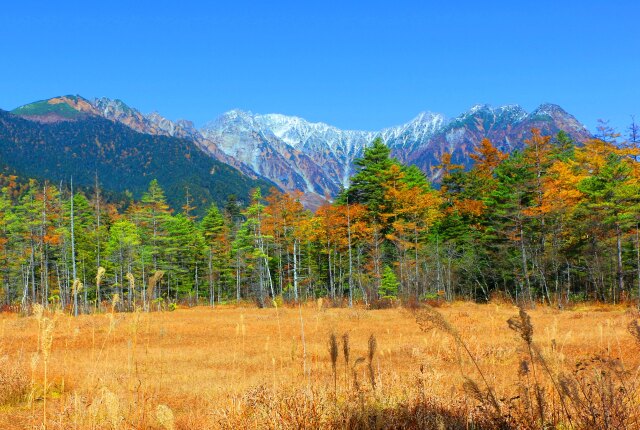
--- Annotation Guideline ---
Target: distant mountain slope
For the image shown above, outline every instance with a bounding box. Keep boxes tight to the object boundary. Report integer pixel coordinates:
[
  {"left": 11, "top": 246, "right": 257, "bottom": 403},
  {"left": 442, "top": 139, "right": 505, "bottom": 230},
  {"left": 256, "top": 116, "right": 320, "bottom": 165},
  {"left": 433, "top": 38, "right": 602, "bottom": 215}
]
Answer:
[
  {"left": 202, "top": 104, "right": 590, "bottom": 193},
  {"left": 9, "top": 95, "right": 592, "bottom": 208},
  {"left": 10, "top": 96, "right": 97, "bottom": 123},
  {"left": 0, "top": 109, "right": 273, "bottom": 212},
  {"left": 396, "top": 104, "right": 592, "bottom": 177}
]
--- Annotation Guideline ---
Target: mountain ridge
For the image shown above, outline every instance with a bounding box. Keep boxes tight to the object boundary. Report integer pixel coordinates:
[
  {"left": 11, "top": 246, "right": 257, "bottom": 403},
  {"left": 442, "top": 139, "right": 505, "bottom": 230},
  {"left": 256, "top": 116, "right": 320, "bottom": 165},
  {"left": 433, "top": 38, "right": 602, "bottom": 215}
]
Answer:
[
  {"left": 0, "top": 105, "right": 274, "bottom": 213},
  {"left": 10, "top": 96, "right": 592, "bottom": 207}
]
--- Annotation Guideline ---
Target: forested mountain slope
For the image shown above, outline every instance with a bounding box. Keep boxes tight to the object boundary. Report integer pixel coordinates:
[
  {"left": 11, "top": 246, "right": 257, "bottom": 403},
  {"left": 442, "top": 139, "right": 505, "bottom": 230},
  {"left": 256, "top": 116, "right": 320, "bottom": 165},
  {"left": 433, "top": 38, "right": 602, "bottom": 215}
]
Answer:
[{"left": 0, "top": 109, "right": 273, "bottom": 212}]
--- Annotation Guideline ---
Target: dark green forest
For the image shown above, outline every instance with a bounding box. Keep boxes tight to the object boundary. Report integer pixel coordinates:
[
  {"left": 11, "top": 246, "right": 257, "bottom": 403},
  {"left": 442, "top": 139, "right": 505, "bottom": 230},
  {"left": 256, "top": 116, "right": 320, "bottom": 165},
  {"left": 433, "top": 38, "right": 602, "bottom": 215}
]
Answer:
[{"left": 0, "top": 110, "right": 273, "bottom": 213}]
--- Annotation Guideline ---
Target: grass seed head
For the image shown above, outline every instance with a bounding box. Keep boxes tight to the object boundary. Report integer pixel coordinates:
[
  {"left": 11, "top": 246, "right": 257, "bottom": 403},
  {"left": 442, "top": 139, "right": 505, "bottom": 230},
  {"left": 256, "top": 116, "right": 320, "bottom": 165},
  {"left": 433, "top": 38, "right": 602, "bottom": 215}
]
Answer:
[
  {"left": 30, "top": 353, "right": 39, "bottom": 372},
  {"left": 72, "top": 279, "right": 83, "bottom": 294},
  {"left": 101, "top": 388, "right": 120, "bottom": 428},
  {"left": 96, "top": 266, "right": 106, "bottom": 285},
  {"left": 32, "top": 303, "right": 44, "bottom": 321},
  {"left": 329, "top": 333, "right": 338, "bottom": 370},
  {"left": 125, "top": 272, "right": 135, "bottom": 291},
  {"left": 111, "top": 294, "right": 120, "bottom": 308},
  {"left": 416, "top": 305, "right": 459, "bottom": 340},
  {"left": 147, "top": 270, "right": 165, "bottom": 298},
  {"left": 156, "top": 404, "right": 175, "bottom": 430},
  {"left": 368, "top": 334, "right": 377, "bottom": 362},
  {"left": 628, "top": 320, "right": 640, "bottom": 345},
  {"left": 508, "top": 306, "right": 534, "bottom": 345},
  {"left": 342, "top": 332, "right": 350, "bottom": 365},
  {"left": 462, "top": 377, "right": 484, "bottom": 403},
  {"left": 41, "top": 318, "right": 54, "bottom": 360}
]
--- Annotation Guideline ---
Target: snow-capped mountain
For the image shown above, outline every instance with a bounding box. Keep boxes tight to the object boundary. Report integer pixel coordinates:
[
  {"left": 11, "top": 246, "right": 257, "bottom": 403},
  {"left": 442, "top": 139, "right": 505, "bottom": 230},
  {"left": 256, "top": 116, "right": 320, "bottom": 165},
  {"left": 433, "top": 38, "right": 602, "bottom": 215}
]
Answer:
[
  {"left": 91, "top": 97, "right": 259, "bottom": 178},
  {"left": 200, "top": 109, "right": 463, "bottom": 198},
  {"left": 201, "top": 111, "right": 377, "bottom": 196},
  {"left": 201, "top": 104, "right": 589, "bottom": 199},
  {"left": 10, "top": 95, "right": 592, "bottom": 208}
]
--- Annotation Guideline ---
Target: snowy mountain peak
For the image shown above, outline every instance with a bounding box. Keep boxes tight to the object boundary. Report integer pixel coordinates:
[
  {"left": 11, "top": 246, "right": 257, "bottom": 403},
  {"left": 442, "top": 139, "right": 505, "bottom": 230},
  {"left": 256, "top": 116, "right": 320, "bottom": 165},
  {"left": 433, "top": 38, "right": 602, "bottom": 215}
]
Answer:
[
  {"left": 469, "top": 104, "right": 491, "bottom": 114},
  {"left": 464, "top": 103, "right": 526, "bottom": 118},
  {"left": 531, "top": 103, "right": 568, "bottom": 118},
  {"left": 377, "top": 111, "right": 446, "bottom": 149},
  {"left": 146, "top": 111, "right": 197, "bottom": 138},
  {"left": 93, "top": 97, "right": 136, "bottom": 116},
  {"left": 412, "top": 111, "right": 444, "bottom": 123},
  {"left": 497, "top": 105, "right": 528, "bottom": 121},
  {"left": 221, "top": 109, "right": 256, "bottom": 123}
]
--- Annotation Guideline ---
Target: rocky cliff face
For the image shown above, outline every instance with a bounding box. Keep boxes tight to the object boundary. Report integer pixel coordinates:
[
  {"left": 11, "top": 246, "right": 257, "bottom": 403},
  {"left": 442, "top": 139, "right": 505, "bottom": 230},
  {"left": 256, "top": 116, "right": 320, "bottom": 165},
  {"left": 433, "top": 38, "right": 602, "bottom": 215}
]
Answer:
[
  {"left": 393, "top": 104, "right": 591, "bottom": 178},
  {"left": 201, "top": 104, "right": 590, "bottom": 197}
]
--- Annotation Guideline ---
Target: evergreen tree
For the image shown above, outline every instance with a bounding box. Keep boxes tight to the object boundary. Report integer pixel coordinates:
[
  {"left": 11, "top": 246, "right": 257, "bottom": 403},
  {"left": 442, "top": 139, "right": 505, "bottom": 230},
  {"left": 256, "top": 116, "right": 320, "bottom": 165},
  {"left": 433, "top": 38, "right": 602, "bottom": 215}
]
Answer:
[
  {"left": 378, "top": 265, "right": 399, "bottom": 299},
  {"left": 105, "top": 220, "right": 141, "bottom": 307},
  {"left": 138, "top": 179, "right": 172, "bottom": 272},
  {"left": 165, "top": 213, "right": 204, "bottom": 302},
  {"left": 341, "top": 137, "right": 398, "bottom": 220},
  {"left": 201, "top": 204, "right": 229, "bottom": 305}
]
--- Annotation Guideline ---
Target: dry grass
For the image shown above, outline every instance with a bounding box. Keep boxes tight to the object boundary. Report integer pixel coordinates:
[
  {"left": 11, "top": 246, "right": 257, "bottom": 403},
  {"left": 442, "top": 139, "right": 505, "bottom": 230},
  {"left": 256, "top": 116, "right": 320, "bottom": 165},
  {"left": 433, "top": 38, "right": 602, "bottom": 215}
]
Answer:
[{"left": 0, "top": 301, "right": 639, "bottom": 429}]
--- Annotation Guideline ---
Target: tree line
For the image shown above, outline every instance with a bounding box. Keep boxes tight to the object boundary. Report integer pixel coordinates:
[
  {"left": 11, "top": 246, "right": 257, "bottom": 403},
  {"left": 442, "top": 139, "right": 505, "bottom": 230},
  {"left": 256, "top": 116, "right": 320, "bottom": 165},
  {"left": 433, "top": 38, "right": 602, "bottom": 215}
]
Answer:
[{"left": 1, "top": 124, "right": 640, "bottom": 312}]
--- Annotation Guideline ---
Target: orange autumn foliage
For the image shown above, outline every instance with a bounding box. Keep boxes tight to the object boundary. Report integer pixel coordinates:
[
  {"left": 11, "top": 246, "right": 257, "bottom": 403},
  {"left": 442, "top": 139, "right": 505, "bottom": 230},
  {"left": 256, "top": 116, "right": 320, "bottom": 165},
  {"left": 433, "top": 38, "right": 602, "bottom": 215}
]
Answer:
[{"left": 470, "top": 138, "right": 508, "bottom": 177}]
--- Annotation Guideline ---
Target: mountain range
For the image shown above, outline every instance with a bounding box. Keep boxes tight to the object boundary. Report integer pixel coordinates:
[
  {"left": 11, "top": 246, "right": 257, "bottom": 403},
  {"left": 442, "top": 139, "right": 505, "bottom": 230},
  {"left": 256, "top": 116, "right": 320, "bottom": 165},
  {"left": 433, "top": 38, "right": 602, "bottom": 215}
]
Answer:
[
  {"left": 4, "top": 95, "right": 592, "bottom": 210},
  {"left": 1, "top": 98, "right": 273, "bottom": 212}
]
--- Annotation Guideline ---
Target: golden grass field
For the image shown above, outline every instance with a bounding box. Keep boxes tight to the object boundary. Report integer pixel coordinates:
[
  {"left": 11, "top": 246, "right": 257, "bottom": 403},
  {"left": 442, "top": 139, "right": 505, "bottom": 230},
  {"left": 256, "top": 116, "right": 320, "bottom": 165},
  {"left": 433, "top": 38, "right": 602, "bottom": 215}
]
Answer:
[{"left": 1, "top": 301, "right": 640, "bottom": 429}]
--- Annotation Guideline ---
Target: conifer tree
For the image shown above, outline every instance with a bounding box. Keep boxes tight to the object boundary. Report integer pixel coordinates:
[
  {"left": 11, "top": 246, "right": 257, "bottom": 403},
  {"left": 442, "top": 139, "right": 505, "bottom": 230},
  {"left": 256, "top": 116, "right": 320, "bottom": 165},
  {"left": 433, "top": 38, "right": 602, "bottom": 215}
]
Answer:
[
  {"left": 201, "top": 204, "right": 228, "bottom": 305},
  {"left": 342, "top": 137, "right": 398, "bottom": 221},
  {"left": 379, "top": 265, "right": 399, "bottom": 300}
]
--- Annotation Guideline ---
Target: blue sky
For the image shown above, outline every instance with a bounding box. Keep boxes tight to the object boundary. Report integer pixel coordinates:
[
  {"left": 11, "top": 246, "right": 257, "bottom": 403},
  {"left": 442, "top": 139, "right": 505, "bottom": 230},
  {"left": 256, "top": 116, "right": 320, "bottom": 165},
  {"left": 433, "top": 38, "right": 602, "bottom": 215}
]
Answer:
[{"left": 1, "top": 1, "right": 638, "bottom": 134}]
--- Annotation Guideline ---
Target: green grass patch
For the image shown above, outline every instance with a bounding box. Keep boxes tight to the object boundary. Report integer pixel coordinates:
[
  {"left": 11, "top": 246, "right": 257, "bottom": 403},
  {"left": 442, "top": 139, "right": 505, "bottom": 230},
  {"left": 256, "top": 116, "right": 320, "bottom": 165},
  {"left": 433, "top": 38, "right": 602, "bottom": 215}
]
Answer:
[{"left": 11, "top": 100, "right": 80, "bottom": 119}]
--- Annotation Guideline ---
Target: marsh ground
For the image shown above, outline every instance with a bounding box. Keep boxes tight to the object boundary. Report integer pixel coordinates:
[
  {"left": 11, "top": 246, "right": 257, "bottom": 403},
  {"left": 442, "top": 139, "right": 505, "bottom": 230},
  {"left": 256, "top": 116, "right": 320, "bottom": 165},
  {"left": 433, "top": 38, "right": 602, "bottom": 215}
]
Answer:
[{"left": 1, "top": 301, "right": 639, "bottom": 429}]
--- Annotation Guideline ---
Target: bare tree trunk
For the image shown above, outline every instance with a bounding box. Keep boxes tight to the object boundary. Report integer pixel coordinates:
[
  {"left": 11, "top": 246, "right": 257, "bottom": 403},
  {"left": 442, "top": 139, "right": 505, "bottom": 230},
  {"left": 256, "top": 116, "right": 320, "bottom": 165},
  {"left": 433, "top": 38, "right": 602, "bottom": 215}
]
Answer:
[
  {"left": 446, "top": 246, "right": 453, "bottom": 301},
  {"left": 30, "top": 243, "right": 36, "bottom": 305},
  {"left": 327, "top": 240, "right": 333, "bottom": 299},
  {"left": 414, "top": 226, "right": 420, "bottom": 299},
  {"left": 141, "top": 254, "right": 146, "bottom": 311},
  {"left": 293, "top": 239, "right": 299, "bottom": 302},
  {"left": 435, "top": 235, "right": 443, "bottom": 296},
  {"left": 41, "top": 183, "right": 48, "bottom": 307},
  {"left": 71, "top": 178, "right": 78, "bottom": 317},
  {"left": 519, "top": 223, "right": 532, "bottom": 304},
  {"left": 636, "top": 226, "right": 640, "bottom": 307},
  {"left": 95, "top": 172, "right": 101, "bottom": 309},
  {"left": 278, "top": 246, "right": 283, "bottom": 296},
  {"left": 256, "top": 213, "right": 275, "bottom": 300},
  {"left": 346, "top": 202, "right": 353, "bottom": 307},
  {"left": 236, "top": 254, "right": 241, "bottom": 303},
  {"left": 194, "top": 262, "right": 199, "bottom": 306},
  {"left": 83, "top": 259, "right": 87, "bottom": 313},
  {"left": 357, "top": 247, "right": 368, "bottom": 305},
  {"left": 616, "top": 222, "right": 624, "bottom": 302},
  {"left": 21, "top": 265, "right": 29, "bottom": 311},
  {"left": 208, "top": 248, "right": 214, "bottom": 307},
  {"left": 55, "top": 263, "right": 63, "bottom": 309}
]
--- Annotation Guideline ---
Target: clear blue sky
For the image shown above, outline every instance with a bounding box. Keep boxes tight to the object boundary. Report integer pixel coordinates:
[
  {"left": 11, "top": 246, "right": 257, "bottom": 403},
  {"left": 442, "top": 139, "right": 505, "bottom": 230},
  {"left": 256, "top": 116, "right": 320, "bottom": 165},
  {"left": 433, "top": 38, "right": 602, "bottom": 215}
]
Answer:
[{"left": 1, "top": 0, "right": 638, "bottom": 134}]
